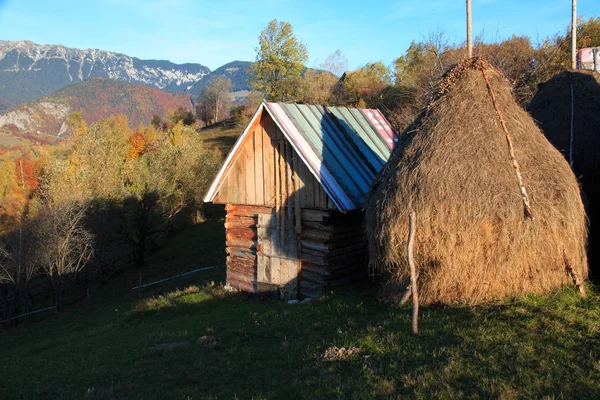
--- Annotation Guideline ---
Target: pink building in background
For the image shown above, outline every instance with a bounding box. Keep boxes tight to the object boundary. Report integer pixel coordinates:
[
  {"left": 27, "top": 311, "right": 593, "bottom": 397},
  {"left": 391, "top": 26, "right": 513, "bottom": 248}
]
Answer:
[{"left": 578, "top": 48, "right": 600, "bottom": 72}]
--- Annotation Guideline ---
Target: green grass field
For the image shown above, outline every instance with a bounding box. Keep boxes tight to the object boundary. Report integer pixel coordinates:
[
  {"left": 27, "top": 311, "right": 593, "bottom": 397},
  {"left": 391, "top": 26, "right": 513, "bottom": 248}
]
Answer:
[
  {"left": 1, "top": 216, "right": 600, "bottom": 399},
  {"left": 197, "top": 118, "right": 242, "bottom": 156}
]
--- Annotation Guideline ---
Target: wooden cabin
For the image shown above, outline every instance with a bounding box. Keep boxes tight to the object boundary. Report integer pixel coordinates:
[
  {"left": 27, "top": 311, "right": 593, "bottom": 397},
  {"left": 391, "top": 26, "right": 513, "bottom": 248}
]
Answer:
[{"left": 204, "top": 102, "right": 396, "bottom": 298}]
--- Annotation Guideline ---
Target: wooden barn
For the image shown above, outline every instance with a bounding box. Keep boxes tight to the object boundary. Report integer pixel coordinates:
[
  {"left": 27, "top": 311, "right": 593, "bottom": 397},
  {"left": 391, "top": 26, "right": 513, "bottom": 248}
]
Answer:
[{"left": 204, "top": 102, "right": 396, "bottom": 298}]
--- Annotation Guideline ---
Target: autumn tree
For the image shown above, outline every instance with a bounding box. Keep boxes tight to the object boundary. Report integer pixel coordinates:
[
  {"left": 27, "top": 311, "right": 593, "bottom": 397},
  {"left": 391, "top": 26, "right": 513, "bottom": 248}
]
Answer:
[
  {"left": 198, "top": 77, "right": 232, "bottom": 124},
  {"left": 342, "top": 62, "right": 392, "bottom": 107},
  {"left": 121, "top": 124, "right": 220, "bottom": 268},
  {"left": 230, "top": 91, "right": 265, "bottom": 125},
  {"left": 128, "top": 130, "right": 146, "bottom": 159},
  {"left": 41, "top": 115, "right": 130, "bottom": 203},
  {"left": 171, "top": 107, "right": 195, "bottom": 126},
  {"left": 35, "top": 201, "right": 94, "bottom": 312},
  {"left": 303, "top": 50, "right": 347, "bottom": 104},
  {"left": 250, "top": 19, "right": 308, "bottom": 102},
  {"left": 0, "top": 221, "right": 39, "bottom": 324}
]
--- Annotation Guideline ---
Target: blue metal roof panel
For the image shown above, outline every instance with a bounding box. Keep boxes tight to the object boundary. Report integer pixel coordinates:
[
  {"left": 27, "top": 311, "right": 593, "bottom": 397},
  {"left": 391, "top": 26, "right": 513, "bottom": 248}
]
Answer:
[{"left": 271, "top": 102, "right": 396, "bottom": 212}]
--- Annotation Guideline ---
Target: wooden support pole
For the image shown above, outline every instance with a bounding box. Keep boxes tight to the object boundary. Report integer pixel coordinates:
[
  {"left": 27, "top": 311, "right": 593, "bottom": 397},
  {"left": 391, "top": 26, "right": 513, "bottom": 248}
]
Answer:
[
  {"left": 564, "top": 250, "right": 586, "bottom": 296},
  {"left": 466, "top": 0, "right": 473, "bottom": 58},
  {"left": 571, "top": 0, "right": 577, "bottom": 70},
  {"left": 407, "top": 211, "right": 419, "bottom": 335}
]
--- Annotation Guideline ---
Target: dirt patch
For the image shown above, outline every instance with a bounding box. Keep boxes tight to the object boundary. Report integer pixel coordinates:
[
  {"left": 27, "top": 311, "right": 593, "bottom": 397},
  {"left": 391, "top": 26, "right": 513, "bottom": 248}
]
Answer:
[{"left": 321, "top": 346, "right": 365, "bottom": 361}]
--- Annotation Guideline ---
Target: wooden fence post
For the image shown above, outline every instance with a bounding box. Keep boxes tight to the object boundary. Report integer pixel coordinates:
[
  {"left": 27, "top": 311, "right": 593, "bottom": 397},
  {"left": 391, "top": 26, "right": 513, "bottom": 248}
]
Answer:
[{"left": 408, "top": 211, "right": 419, "bottom": 335}]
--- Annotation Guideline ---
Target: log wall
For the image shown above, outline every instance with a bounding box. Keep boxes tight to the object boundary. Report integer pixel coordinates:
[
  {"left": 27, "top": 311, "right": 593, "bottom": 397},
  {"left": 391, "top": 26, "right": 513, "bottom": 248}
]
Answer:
[
  {"left": 224, "top": 205, "right": 368, "bottom": 298},
  {"left": 224, "top": 205, "right": 266, "bottom": 293},
  {"left": 299, "top": 209, "right": 368, "bottom": 297}
]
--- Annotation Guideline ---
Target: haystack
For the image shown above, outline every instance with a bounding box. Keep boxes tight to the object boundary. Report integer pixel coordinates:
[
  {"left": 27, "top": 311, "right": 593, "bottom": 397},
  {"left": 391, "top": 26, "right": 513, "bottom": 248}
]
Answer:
[
  {"left": 527, "top": 71, "right": 600, "bottom": 277},
  {"left": 365, "top": 59, "right": 587, "bottom": 305}
]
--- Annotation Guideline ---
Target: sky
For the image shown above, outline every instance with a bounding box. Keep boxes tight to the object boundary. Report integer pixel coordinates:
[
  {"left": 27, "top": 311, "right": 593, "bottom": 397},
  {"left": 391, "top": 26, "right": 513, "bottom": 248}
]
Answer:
[{"left": 0, "top": 0, "right": 599, "bottom": 71}]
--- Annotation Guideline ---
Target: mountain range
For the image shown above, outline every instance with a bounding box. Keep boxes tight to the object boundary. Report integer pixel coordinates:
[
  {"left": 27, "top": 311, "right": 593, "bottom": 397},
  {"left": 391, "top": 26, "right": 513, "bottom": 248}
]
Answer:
[
  {"left": 0, "top": 40, "right": 253, "bottom": 113},
  {"left": 0, "top": 78, "right": 194, "bottom": 139}
]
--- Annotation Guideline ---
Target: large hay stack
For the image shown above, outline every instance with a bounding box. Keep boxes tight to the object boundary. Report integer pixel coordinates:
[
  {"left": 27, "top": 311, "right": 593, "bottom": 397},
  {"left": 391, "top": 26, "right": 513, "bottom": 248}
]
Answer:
[
  {"left": 365, "top": 59, "right": 587, "bottom": 305},
  {"left": 527, "top": 71, "right": 600, "bottom": 277}
]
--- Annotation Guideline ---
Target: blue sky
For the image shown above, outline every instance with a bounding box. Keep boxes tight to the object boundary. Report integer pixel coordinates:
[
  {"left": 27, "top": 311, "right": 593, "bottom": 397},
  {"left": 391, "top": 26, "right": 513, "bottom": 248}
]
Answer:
[{"left": 0, "top": 0, "right": 598, "bottom": 71}]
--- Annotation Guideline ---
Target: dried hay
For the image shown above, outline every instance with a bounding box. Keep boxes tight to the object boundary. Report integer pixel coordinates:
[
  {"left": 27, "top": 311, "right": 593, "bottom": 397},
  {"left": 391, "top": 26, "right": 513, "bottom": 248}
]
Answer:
[
  {"left": 527, "top": 71, "right": 600, "bottom": 182},
  {"left": 365, "top": 59, "right": 587, "bottom": 305},
  {"left": 527, "top": 71, "right": 600, "bottom": 276}
]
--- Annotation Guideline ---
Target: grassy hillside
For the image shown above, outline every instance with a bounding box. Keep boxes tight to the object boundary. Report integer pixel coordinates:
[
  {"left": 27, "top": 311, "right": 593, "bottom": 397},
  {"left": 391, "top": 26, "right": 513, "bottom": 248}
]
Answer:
[
  {"left": 197, "top": 117, "right": 243, "bottom": 155},
  {"left": 0, "top": 78, "right": 194, "bottom": 137},
  {"left": 1, "top": 214, "right": 600, "bottom": 399}
]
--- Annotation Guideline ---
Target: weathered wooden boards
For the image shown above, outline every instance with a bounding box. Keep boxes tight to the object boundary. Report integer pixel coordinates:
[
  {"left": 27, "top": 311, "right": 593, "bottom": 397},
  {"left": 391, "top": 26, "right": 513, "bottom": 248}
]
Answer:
[
  {"left": 225, "top": 205, "right": 262, "bottom": 293},
  {"left": 225, "top": 205, "right": 369, "bottom": 299},
  {"left": 257, "top": 213, "right": 299, "bottom": 299},
  {"left": 214, "top": 112, "right": 331, "bottom": 209},
  {"left": 299, "top": 209, "right": 368, "bottom": 298},
  {"left": 225, "top": 205, "right": 300, "bottom": 298}
]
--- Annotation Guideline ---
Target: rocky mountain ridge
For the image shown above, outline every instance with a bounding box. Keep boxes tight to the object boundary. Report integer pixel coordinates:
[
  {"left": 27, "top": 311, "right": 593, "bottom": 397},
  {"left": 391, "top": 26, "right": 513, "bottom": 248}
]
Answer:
[{"left": 0, "top": 40, "right": 211, "bottom": 110}]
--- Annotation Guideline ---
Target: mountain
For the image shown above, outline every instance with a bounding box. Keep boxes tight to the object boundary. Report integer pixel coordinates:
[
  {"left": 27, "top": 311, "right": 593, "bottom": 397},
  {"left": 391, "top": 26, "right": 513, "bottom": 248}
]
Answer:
[
  {"left": 0, "top": 78, "right": 193, "bottom": 138},
  {"left": 189, "top": 60, "right": 252, "bottom": 96},
  {"left": 0, "top": 40, "right": 210, "bottom": 110}
]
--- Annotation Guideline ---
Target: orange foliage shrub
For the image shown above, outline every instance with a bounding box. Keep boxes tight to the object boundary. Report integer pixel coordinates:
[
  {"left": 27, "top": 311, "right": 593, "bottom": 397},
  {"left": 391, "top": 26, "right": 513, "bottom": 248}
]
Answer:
[
  {"left": 14, "top": 157, "right": 41, "bottom": 192},
  {"left": 128, "top": 132, "right": 146, "bottom": 159}
]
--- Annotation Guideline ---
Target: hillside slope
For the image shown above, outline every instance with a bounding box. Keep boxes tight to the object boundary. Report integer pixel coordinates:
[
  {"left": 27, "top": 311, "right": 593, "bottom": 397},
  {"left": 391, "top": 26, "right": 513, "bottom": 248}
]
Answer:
[
  {"left": 0, "top": 217, "right": 598, "bottom": 399},
  {"left": 0, "top": 78, "right": 194, "bottom": 137},
  {"left": 0, "top": 40, "right": 210, "bottom": 109}
]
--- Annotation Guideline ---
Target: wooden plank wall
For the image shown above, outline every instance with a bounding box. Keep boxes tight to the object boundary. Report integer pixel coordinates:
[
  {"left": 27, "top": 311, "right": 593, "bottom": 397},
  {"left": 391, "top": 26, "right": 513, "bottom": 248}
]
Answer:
[
  {"left": 299, "top": 209, "right": 369, "bottom": 297},
  {"left": 214, "top": 112, "right": 334, "bottom": 210},
  {"left": 225, "top": 204, "right": 271, "bottom": 293}
]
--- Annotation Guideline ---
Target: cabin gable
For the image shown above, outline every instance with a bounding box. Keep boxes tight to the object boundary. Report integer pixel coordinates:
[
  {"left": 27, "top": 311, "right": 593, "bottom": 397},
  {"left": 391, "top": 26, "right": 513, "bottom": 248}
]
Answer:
[{"left": 213, "top": 110, "right": 334, "bottom": 210}]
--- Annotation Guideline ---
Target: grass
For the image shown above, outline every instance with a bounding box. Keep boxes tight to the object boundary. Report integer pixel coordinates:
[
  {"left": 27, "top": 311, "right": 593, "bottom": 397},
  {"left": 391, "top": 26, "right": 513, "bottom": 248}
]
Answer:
[
  {"left": 1, "top": 216, "right": 600, "bottom": 399},
  {"left": 197, "top": 118, "right": 242, "bottom": 156}
]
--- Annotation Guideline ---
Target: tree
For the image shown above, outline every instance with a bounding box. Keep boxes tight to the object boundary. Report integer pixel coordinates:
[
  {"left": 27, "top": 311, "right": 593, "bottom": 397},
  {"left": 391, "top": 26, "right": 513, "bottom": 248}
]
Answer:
[
  {"left": 536, "top": 17, "right": 600, "bottom": 81},
  {"left": 35, "top": 201, "right": 94, "bottom": 312},
  {"left": 249, "top": 19, "right": 308, "bottom": 102},
  {"left": 322, "top": 49, "right": 347, "bottom": 76},
  {"left": 0, "top": 221, "right": 39, "bottom": 325},
  {"left": 171, "top": 107, "right": 195, "bottom": 126},
  {"left": 342, "top": 62, "right": 392, "bottom": 106},
  {"left": 128, "top": 131, "right": 146, "bottom": 159},
  {"left": 303, "top": 50, "right": 347, "bottom": 105},
  {"left": 230, "top": 91, "right": 264, "bottom": 125},
  {"left": 198, "top": 77, "right": 232, "bottom": 125},
  {"left": 151, "top": 114, "right": 162, "bottom": 128},
  {"left": 120, "top": 124, "right": 220, "bottom": 268}
]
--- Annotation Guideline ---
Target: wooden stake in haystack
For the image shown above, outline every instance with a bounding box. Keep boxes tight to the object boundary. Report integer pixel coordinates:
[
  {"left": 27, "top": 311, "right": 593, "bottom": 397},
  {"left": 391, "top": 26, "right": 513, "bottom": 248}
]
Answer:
[{"left": 407, "top": 211, "right": 419, "bottom": 335}]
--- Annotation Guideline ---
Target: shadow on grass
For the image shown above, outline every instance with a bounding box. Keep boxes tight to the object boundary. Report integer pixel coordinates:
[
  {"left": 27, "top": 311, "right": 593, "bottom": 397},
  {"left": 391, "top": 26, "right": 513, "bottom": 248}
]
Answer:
[
  {"left": 122, "top": 283, "right": 600, "bottom": 399},
  {"left": 202, "top": 134, "right": 238, "bottom": 154}
]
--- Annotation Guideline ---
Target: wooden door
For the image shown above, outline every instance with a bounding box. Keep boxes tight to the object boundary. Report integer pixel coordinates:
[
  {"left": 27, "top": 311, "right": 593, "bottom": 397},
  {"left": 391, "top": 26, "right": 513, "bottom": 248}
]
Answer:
[{"left": 256, "top": 211, "right": 299, "bottom": 299}]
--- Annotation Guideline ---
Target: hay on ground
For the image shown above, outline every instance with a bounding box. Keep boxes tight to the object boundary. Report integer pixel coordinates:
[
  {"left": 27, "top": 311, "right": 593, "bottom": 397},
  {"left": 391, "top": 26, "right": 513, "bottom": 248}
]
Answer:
[{"left": 365, "top": 58, "right": 587, "bottom": 305}]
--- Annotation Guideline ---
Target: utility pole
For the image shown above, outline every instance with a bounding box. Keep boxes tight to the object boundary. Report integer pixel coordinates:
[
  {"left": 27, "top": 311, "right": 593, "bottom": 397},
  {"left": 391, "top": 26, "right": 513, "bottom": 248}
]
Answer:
[
  {"left": 467, "top": 0, "right": 473, "bottom": 58},
  {"left": 571, "top": 0, "right": 577, "bottom": 70}
]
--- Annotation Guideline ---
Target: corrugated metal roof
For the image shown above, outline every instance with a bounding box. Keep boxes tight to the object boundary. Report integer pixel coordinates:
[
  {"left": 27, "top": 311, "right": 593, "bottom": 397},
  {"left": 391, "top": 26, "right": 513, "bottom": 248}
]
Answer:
[{"left": 204, "top": 102, "right": 396, "bottom": 213}]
